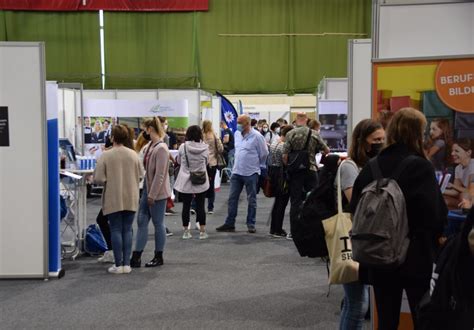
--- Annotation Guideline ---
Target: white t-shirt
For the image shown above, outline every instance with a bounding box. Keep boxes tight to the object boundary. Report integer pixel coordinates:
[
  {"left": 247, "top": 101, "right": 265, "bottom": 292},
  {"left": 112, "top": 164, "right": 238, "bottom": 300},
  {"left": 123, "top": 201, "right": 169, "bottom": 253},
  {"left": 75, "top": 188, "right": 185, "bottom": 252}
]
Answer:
[{"left": 455, "top": 158, "right": 474, "bottom": 188}]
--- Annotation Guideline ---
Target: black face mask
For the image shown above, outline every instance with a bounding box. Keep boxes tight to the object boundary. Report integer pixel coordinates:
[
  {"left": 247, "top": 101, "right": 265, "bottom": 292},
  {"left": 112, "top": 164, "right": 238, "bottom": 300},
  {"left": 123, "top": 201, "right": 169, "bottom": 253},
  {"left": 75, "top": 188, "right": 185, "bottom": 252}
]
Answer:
[
  {"left": 143, "top": 131, "right": 151, "bottom": 141},
  {"left": 367, "top": 142, "right": 384, "bottom": 158}
]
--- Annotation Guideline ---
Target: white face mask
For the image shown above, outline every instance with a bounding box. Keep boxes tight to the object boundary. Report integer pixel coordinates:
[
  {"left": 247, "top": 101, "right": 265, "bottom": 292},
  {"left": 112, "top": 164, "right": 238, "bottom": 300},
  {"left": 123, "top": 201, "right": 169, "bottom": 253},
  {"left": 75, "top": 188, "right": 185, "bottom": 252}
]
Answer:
[
  {"left": 263, "top": 128, "right": 269, "bottom": 133},
  {"left": 275, "top": 127, "right": 281, "bottom": 134}
]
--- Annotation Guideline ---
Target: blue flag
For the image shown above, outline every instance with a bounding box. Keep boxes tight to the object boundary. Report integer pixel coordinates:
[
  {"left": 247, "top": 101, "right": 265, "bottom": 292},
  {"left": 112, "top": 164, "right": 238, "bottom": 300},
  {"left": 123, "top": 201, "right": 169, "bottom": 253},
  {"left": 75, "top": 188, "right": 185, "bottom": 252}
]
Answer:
[{"left": 217, "top": 91, "right": 238, "bottom": 133}]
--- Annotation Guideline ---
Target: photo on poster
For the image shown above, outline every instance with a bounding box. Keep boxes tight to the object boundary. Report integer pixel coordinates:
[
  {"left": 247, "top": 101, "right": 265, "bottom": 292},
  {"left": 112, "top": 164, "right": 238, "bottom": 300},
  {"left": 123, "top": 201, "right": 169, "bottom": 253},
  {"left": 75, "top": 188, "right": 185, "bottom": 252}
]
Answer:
[
  {"left": 372, "top": 57, "right": 474, "bottom": 209},
  {"left": 319, "top": 114, "right": 347, "bottom": 151}
]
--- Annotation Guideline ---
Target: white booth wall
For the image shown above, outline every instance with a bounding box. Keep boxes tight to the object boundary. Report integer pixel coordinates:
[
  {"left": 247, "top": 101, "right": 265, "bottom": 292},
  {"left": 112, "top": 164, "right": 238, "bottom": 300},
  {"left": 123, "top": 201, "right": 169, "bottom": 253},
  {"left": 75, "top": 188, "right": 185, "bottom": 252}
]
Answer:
[
  {"left": 347, "top": 39, "right": 372, "bottom": 144},
  {"left": 373, "top": 0, "right": 474, "bottom": 58},
  {"left": 0, "top": 42, "right": 48, "bottom": 278}
]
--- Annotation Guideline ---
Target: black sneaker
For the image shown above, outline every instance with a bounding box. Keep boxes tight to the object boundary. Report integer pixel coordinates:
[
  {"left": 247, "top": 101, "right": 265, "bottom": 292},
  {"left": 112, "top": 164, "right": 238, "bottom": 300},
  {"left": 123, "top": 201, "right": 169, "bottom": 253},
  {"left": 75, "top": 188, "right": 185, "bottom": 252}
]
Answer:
[
  {"left": 270, "top": 230, "right": 287, "bottom": 238},
  {"left": 247, "top": 227, "right": 256, "bottom": 234},
  {"left": 216, "top": 224, "right": 235, "bottom": 232}
]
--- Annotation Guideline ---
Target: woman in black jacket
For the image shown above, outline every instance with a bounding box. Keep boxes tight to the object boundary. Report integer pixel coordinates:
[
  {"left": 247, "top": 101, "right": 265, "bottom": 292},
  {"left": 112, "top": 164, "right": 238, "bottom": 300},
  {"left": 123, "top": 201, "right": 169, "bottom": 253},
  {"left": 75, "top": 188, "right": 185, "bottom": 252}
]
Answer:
[{"left": 349, "top": 108, "right": 447, "bottom": 330}]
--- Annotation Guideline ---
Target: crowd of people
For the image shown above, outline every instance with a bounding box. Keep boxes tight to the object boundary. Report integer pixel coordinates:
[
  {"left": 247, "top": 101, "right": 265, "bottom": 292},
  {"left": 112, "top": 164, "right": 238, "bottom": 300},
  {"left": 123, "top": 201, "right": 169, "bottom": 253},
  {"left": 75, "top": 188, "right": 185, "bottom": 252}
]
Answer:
[{"left": 91, "top": 109, "right": 474, "bottom": 329}]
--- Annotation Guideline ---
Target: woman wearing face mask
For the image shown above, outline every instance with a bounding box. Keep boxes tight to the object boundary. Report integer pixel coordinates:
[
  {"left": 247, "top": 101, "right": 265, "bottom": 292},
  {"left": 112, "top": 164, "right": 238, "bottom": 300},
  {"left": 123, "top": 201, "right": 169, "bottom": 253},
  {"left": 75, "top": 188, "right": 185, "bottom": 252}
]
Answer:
[
  {"left": 262, "top": 123, "right": 277, "bottom": 146},
  {"left": 350, "top": 108, "right": 447, "bottom": 329},
  {"left": 337, "top": 119, "right": 385, "bottom": 330},
  {"left": 443, "top": 139, "right": 474, "bottom": 209},
  {"left": 130, "top": 117, "right": 171, "bottom": 268}
]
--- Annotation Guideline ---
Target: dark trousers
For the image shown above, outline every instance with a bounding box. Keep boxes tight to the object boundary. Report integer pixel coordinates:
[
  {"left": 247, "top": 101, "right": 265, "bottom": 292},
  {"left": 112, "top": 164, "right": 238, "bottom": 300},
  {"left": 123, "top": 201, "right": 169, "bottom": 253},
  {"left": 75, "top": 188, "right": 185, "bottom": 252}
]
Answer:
[
  {"left": 270, "top": 193, "right": 290, "bottom": 233},
  {"left": 289, "top": 170, "right": 318, "bottom": 227},
  {"left": 96, "top": 208, "right": 112, "bottom": 250},
  {"left": 206, "top": 166, "right": 217, "bottom": 211},
  {"left": 181, "top": 192, "right": 206, "bottom": 227},
  {"left": 373, "top": 278, "right": 428, "bottom": 330}
]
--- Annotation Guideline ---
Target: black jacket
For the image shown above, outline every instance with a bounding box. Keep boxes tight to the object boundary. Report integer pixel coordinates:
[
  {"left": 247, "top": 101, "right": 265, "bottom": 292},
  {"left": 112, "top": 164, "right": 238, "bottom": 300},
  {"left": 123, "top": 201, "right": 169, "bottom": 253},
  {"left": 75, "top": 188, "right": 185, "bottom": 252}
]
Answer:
[{"left": 349, "top": 143, "right": 448, "bottom": 284}]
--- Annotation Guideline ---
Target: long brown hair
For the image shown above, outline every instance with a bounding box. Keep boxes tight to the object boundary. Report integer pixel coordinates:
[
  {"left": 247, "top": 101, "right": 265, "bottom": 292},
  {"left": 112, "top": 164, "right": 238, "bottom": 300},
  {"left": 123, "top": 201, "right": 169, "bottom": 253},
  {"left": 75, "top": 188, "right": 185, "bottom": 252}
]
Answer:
[
  {"left": 349, "top": 119, "right": 384, "bottom": 168},
  {"left": 386, "top": 108, "right": 427, "bottom": 158},
  {"left": 202, "top": 120, "right": 214, "bottom": 135},
  {"left": 135, "top": 131, "right": 149, "bottom": 152},
  {"left": 428, "top": 118, "right": 453, "bottom": 164}
]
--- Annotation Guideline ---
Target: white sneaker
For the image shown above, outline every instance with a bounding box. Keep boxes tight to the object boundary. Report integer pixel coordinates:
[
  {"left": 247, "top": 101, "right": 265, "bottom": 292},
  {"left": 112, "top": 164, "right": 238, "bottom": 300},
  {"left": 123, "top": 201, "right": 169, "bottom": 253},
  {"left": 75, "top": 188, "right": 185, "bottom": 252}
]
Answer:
[
  {"left": 122, "top": 266, "right": 132, "bottom": 274},
  {"left": 182, "top": 229, "right": 192, "bottom": 240},
  {"left": 195, "top": 222, "right": 201, "bottom": 231},
  {"left": 199, "top": 231, "right": 209, "bottom": 240},
  {"left": 98, "top": 250, "right": 115, "bottom": 264},
  {"left": 108, "top": 265, "right": 123, "bottom": 274}
]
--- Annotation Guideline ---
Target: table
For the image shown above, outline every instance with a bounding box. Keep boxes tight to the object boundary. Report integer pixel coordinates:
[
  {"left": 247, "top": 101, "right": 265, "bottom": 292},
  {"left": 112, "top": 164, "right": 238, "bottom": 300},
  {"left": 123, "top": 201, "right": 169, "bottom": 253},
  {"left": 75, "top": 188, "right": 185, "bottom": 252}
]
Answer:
[{"left": 60, "top": 169, "right": 94, "bottom": 259}]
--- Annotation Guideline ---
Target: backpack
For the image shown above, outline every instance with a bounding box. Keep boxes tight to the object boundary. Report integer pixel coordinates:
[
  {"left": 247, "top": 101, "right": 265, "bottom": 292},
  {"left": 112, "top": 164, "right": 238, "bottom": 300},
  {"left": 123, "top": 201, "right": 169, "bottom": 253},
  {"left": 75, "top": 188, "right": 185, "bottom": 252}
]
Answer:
[
  {"left": 292, "top": 154, "right": 340, "bottom": 258},
  {"left": 287, "top": 129, "right": 312, "bottom": 174},
  {"left": 351, "top": 156, "right": 415, "bottom": 268},
  {"left": 85, "top": 224, "right": 108, "bottom": 254},
  {"left": 417, "top": 219, "right": 474, "bottom": 330}
]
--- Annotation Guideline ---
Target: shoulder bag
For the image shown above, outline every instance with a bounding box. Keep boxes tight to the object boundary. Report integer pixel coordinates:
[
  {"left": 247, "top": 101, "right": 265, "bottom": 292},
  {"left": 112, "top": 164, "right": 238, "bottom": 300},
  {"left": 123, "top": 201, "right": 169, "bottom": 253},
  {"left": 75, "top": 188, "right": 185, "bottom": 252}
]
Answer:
[
  {"left": 214, "top": 135, "right": 227, "bottom": 170},
  {"left": 287, "top": 129, "right": 312, "bottom": 174},
  {"left": 184, "top": 143, "right": 207, "bottom": 185}
]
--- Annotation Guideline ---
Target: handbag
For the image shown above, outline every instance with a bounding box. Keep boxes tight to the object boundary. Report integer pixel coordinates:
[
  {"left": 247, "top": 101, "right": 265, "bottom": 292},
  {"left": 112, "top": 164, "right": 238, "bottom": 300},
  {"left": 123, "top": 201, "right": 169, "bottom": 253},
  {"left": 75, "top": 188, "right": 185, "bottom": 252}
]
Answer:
[
  {"left": 184, "top": 143, "right": 207, "bottom": 185},
  {"left": 263, "top": 175, "right": 273, "bottom": 197},
  {"left": 214, "top": 135, "right": 227, "bottom": 170},
  {"left": 287, "top": 129, "right": 312, "bottom": 174},
  {"left": 322, "top": 162, "right": 359, "bottom": 284}
]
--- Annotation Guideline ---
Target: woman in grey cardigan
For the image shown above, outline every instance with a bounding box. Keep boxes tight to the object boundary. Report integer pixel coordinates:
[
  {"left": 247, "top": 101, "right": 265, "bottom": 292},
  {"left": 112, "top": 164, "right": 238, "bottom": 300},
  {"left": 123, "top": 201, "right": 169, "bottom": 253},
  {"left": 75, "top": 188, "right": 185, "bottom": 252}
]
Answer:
[
  {"left": 174, "top": 125, "right": 210, "bottom": 240},
  {"left": 94, "top": 125, "right": 143, "bottom": 274}
]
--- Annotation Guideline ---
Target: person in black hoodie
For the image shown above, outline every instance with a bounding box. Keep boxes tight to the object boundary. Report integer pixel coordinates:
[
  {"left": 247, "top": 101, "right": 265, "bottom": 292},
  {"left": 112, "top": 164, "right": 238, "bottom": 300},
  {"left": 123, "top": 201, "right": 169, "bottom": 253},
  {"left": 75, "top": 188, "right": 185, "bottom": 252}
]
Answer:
[{"left": 349, "top": 108, "right": 447, "bottom": 330}]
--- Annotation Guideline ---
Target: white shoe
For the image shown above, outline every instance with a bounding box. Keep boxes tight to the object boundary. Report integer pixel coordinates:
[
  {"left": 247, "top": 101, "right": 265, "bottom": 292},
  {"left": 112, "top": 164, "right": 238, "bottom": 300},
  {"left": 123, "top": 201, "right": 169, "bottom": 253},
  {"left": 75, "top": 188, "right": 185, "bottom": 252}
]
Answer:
[
  {"left": 108, "top": 265, "right": 123, "bottom": 274},
  {"left": 182, "top": 229, "right": 192, "bottom": 240},
  {"left": 122, "top": 266, "right": 132, "bottom": 274},
  {"left": 199, "top": 231, "right": 209, "bottom": 240},
  {"left": 195, "top": 222, "right": 201, "bottom": 231},
  {"left": 98, "top": 250, "right": 115, "bottom": 264}
]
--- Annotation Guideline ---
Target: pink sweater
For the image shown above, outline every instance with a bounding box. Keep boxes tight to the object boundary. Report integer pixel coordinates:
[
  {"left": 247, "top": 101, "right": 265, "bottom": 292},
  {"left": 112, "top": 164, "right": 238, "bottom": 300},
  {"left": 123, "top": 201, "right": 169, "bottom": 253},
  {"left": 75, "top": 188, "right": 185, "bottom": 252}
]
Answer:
[{"left": 145, "top": 141, "right": 171, "bottom": 201}]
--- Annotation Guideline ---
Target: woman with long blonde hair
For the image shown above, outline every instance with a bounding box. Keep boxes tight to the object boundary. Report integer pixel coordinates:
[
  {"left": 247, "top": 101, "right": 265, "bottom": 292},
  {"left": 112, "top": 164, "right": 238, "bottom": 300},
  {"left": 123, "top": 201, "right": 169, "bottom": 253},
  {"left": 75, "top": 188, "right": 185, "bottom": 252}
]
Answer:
[{"left": 130, "top": 117, "right": 171, "bottom": 268}]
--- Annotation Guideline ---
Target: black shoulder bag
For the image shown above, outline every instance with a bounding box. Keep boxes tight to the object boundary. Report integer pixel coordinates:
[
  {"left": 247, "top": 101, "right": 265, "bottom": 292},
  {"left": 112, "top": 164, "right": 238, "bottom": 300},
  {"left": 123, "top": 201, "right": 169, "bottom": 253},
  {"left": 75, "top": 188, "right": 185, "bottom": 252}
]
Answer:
[
  {"left": 287, "top": 129, "right": 312, "bottom": 174},
  {"left": 184, "top": 143, "right": 207, "bottom": 185}
]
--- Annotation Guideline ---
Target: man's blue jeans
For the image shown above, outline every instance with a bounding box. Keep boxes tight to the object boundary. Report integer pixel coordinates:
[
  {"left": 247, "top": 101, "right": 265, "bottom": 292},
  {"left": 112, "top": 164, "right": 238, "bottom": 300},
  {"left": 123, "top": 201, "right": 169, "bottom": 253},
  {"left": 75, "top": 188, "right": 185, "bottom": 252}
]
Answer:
[
  {"left": 340, "top": 282, "right": 369, "bottom": 330},
  {"left": 108, "top": 210, "right": 135, "bottom": 267},
  {"left": 224, "top": 173, "right": 258, "bottom": 228}
]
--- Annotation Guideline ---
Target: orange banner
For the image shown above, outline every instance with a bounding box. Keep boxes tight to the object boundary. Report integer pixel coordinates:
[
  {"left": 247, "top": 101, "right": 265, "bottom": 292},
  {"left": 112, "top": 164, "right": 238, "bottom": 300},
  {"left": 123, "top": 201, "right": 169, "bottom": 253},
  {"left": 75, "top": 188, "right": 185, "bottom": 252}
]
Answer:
[{"left": 435, "top": 59, "right": 474, "bottom": 113}]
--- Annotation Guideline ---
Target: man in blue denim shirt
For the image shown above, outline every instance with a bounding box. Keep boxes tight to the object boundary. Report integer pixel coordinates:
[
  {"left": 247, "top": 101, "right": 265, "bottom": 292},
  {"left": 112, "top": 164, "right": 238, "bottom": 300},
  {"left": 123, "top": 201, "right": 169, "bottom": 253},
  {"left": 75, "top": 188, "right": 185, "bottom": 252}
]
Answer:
[{"left": 216, "top": 114, "right": 269, "bottom": 233}]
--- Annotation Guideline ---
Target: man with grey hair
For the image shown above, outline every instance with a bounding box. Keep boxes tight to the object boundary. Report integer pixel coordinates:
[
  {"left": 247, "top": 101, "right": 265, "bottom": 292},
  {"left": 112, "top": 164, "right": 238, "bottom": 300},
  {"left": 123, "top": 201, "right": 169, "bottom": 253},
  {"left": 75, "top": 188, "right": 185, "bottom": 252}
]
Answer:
[{"left": 216, "top": 114, "right": 269, "bottom": 233}]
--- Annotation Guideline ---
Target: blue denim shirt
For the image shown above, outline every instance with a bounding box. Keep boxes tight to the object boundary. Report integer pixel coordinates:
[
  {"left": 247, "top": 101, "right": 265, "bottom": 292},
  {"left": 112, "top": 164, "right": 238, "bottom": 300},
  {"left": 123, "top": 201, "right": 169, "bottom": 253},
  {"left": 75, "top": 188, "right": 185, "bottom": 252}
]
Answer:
[{"left": 233, "top": 129, "right": 269, "bottom": 176}]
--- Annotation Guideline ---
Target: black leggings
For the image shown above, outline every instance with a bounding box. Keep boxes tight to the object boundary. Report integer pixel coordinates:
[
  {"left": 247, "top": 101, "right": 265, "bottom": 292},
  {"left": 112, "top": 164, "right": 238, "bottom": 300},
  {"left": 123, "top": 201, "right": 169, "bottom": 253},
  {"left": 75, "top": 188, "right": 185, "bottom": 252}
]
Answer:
[
  {"left": 181, "top": 192, "right": 206, "bottom": 227},
  {"left": 96, "top": 209, "right": 112, "bottom": 250}
]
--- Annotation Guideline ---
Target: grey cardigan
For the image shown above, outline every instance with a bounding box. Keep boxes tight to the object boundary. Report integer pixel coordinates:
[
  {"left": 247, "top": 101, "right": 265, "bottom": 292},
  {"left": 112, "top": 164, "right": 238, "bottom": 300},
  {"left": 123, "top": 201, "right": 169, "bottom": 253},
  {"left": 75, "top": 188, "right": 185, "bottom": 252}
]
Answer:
[{"left": 174, "top": 141, "right": 210, "bottom": 194}]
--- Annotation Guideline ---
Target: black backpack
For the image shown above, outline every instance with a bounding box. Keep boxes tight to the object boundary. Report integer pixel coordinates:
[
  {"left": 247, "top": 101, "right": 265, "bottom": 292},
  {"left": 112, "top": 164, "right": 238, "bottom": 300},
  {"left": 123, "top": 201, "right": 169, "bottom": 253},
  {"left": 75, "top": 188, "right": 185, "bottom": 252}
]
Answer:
[
  {"left": 417, "top": 211, "right": 474, "bottom": 330},
  {"left": 291, "top": 154, "right": 340, "bottom": 258}
]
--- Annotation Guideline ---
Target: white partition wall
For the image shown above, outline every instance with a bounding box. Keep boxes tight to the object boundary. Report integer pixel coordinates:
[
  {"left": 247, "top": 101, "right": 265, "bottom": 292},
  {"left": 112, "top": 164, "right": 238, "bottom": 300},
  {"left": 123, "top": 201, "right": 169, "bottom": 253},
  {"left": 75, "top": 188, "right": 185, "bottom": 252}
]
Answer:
[
  {"left": 347, "top": 39, "right": 372, "bottom": 144},
  {"left": 373, "top": 0, "right": 474, "bottom": 58},
  {"left": 0, "top": 42, "right": 48, "bottom": 278}
]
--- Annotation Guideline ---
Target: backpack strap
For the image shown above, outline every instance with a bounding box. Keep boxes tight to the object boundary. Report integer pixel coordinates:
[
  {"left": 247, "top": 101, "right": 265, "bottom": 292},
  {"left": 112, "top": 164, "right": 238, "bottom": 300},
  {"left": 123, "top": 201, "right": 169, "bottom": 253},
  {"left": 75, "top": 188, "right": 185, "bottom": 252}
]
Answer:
[
  {"left": 369, "top": 157, "right": 383, "bottom": 180},
  {"left": 392, "top": 155, "right": 418, "bottom": 181},
  {"left": 304, "top": 129, "right": 312, "bottom": 149}
]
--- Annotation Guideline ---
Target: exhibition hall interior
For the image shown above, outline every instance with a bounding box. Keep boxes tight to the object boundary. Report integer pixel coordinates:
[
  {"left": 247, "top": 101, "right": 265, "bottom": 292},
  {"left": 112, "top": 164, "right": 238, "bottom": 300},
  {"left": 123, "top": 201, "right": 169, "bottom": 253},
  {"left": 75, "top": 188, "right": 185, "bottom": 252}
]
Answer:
[{"left": 0, "top": 1, "right": 473, "bottom": 329}]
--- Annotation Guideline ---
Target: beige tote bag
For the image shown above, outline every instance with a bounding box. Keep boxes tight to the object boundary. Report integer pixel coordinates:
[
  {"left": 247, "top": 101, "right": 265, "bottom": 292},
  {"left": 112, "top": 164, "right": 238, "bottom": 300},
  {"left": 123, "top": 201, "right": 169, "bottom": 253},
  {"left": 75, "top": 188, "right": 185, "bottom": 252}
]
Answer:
[{"left": 322, "top": 161, "right": 359, "bottom": 285}]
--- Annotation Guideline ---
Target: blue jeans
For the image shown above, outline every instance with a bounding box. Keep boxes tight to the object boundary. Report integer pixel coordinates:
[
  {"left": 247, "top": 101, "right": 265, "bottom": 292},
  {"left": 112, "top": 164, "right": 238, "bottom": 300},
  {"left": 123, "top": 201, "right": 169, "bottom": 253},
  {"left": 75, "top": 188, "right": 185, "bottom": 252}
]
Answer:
[
  {"left": 224, "top": 173, "right": 258, "bottom": 228},
  {"left": 108, "top": 211, "right": 135, "bottom": 267},
  {"left": 135, "top": 183, "right": 167, "bottom": 252},
  {"left": 340, "top": 282, "right": 369, "bottom": 330}
]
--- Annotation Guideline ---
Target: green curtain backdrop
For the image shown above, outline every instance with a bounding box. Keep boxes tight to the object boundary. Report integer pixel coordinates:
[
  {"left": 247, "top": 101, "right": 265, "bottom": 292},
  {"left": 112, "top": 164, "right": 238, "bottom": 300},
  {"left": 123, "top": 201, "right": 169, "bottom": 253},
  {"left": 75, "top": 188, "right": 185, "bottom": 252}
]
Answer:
[
  {"left": 0, "top": 11, "right": 101, "bottom": 88},
  {"left": 104, "top": 12, "right": 197, "bottom": 89},
  {"left": 1, "top": 0, "right": 371, "bottom": 93}
]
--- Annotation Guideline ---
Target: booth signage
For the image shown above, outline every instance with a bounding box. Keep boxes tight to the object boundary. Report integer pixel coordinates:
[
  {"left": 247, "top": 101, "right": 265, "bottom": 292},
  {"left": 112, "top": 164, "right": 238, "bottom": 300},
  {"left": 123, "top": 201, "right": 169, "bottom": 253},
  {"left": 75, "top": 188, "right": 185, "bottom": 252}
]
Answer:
[
  {"left": 0, "top": 106, "right": 10, "bottom": 147},
  {"left": 435, "top": 59, "right": 474, "bottom": 113}
]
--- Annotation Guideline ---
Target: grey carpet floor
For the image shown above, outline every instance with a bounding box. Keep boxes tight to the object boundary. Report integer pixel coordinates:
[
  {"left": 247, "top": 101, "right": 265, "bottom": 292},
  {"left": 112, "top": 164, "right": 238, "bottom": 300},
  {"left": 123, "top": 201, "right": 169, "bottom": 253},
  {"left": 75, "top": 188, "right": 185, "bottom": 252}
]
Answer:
[{"left": 0, "top": 183, "right": 369, "bottom": 329}]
